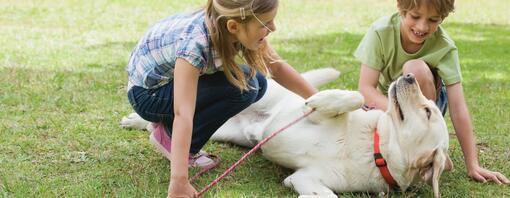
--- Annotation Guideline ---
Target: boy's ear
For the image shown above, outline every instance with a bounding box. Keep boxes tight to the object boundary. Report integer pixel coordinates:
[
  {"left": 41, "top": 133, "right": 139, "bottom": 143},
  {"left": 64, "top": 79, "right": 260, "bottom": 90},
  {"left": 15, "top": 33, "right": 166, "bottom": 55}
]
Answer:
[{"left": 226, "top": 19, "right": 240, "bottom": 34}]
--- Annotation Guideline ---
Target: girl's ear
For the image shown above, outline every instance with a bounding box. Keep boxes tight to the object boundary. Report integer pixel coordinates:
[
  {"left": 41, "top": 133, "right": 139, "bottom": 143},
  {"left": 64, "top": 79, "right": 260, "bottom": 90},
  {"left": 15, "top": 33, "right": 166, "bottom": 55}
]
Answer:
[{"left": 226, "top": 19, "right": 240, "bottom": 34}]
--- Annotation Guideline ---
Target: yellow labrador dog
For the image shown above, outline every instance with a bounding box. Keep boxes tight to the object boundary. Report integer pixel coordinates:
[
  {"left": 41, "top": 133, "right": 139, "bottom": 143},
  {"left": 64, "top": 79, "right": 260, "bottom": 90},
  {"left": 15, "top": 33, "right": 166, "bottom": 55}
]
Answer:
[{"left": 120, "top": 68, "right": 452, "bottom": 197}]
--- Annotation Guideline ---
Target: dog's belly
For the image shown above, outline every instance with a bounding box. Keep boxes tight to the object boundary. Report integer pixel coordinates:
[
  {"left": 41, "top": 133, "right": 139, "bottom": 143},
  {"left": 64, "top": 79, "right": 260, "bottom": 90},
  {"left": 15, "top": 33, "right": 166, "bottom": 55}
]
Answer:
[
  {"left": 258, "top": 101, "right": 355, "bottom": 169},
  {"left": 258, "top": 107, "right": 390, "bottom": 192},
  {"left": 261, "top": 119, "right": 345, "bottom": 169}
]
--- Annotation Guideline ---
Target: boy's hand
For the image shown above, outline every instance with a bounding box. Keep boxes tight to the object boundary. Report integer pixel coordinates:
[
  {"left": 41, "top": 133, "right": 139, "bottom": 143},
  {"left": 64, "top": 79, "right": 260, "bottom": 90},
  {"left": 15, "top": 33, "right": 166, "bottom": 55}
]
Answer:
[{"left": 468, "top": 165, "right": 509, "bottom": 184}]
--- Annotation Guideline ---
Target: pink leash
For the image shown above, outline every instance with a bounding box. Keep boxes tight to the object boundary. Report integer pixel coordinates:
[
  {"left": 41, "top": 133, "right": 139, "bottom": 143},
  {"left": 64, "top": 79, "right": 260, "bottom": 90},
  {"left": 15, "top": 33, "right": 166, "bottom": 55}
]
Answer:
[{"left": 196, "top": 108, "right": 315, "bottom": 197}]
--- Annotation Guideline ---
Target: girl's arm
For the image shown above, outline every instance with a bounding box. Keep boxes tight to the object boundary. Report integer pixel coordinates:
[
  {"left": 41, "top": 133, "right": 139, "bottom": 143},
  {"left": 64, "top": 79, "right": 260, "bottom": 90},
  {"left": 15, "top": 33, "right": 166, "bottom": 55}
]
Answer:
[
  {"left": 358, "top": 64, "right": 388, "bottom": 110},
  {"left": 446, "top": 83, "right": 509, "bottom": 184},
  {"left": 265, "top": 45, "right": 317, "bottom": 99},
  {"left": 168, "top": 58, "right": 200, "bottom": 197}
]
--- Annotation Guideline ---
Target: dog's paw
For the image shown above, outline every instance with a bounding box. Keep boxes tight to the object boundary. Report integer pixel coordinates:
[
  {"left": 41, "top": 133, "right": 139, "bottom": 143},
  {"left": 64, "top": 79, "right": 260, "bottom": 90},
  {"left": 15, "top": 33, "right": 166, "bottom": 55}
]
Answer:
[
  {"left": 306, "top": 90, "right": 337, "bottom": 116},
  {"left": 283, "top": 176, "right": 294, "bottom": 188},
  {"left": 119, "top": 112, "right": 150, "bottom": 130},
  {"left": 306, "top": 90, "right": 364, "bottom": 117}
]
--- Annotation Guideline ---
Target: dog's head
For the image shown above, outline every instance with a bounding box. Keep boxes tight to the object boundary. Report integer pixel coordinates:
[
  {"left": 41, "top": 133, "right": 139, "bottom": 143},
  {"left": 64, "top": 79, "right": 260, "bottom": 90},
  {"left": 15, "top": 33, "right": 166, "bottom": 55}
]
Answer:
[{"left": 386, "top": 73, "right": 452, "bottom": 198}]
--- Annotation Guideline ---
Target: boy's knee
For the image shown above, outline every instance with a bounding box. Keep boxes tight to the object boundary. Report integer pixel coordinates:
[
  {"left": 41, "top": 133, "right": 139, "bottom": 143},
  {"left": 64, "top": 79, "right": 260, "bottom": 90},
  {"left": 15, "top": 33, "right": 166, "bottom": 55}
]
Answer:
[
  {"left": 402, "top": 59, "right": 434, "bottom": 85},
  {"left": 402, "top": 59, "right": 437, "bottom": 99},
  {"left": 403, "top": 59, "right": 428, "bottom": 74}
]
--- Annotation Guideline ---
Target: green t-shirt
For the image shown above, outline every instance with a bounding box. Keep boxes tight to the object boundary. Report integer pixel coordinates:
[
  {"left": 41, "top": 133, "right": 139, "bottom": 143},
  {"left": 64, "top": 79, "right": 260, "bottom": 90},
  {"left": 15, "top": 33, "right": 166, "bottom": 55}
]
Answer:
[{"left": 354, "top": 12, "right": 462, "bottom": 95}]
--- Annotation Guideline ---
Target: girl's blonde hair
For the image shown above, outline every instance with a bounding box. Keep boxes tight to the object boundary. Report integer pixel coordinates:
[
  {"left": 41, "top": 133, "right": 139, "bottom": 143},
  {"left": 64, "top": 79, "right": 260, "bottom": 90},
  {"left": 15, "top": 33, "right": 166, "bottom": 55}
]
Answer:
[
  {"left": 397, "top": 0, "right": 455, "bottom": 19},
  {"left": 205, "top": 0, "right": 278, "bottom": 91}
]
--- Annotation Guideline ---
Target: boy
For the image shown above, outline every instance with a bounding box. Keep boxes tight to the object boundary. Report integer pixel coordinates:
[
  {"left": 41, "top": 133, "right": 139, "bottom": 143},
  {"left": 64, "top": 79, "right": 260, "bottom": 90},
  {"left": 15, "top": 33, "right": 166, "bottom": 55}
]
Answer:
[{"left": 354, "top": 0, "right": 509, "bottom": 184}]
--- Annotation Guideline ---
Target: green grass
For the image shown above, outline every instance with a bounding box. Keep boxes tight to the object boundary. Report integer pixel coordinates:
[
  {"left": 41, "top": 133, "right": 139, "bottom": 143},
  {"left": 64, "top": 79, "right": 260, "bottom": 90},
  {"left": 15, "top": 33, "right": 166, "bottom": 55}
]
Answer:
[{"left": 1, "top": 0, "right": 509, "bottom": 197}]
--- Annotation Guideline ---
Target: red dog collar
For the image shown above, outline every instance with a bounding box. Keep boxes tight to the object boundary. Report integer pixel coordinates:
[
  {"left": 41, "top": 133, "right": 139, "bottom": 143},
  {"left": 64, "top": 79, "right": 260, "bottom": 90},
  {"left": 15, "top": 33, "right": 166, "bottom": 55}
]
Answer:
[{"left": 373, "top": 128, "right": 400, "bottom": 190}]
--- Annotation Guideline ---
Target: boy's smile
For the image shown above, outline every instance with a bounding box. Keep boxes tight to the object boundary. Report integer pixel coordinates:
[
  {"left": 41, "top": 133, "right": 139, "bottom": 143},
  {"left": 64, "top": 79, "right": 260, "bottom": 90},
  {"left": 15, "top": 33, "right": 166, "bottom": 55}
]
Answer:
[{"left": 400, "top": 4, "right": 442, "bottom": 53}]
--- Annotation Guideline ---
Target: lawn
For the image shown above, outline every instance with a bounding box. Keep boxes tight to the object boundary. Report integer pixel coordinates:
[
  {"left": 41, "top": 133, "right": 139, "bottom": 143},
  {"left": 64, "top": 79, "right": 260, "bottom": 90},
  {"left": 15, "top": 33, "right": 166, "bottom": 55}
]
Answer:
[{"left": 1, "top": 0, "right": 509, "bottom": 197}]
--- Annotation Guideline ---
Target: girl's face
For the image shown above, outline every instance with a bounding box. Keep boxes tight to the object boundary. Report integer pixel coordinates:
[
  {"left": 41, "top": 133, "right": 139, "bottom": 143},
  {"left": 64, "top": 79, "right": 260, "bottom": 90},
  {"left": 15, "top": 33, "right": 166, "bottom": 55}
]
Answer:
[
  {"left": 234, "top": 7, "right": 277, "bottom": 50},
  {"left": 400, "top": 5, "right": 442, "bottom": 50}
]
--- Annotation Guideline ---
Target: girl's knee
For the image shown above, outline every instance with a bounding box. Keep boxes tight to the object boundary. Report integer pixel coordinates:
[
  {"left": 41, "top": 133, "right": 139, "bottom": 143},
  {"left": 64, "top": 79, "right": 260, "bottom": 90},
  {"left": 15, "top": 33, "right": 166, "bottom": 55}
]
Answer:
[
  {"left": 229, "top": 73, "right": 266, "bottom": 105},
  {"left": 253, "top": 72, "right": 267, "bottom": 102}
]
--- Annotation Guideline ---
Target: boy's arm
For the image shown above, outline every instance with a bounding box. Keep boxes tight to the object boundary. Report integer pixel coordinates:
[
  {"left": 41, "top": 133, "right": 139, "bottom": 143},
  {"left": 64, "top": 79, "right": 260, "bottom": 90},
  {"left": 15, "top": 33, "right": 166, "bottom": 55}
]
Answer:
[
  {"left": 358, "top": 64, "right": 389, "bottom": 110},
  {"left": 446, "top": 82, "right": 509, "bottom": 184}
]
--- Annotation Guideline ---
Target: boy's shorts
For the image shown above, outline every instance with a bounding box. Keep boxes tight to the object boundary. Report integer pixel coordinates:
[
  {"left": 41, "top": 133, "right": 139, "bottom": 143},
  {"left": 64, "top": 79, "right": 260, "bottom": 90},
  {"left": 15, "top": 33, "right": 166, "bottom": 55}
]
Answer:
[
  {"left": 433, "top": 66, "right": 448, "bottom": 116},
  {"left": 436, "top": 81, "right": 448, "bottom": 116}
]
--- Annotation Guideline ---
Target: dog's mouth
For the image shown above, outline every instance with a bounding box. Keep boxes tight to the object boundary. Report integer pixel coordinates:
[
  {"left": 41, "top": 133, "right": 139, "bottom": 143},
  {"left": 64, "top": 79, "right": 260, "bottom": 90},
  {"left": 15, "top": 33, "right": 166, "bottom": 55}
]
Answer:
[{"left": 391, "top": 82, "right": 405, "bottom": 121}]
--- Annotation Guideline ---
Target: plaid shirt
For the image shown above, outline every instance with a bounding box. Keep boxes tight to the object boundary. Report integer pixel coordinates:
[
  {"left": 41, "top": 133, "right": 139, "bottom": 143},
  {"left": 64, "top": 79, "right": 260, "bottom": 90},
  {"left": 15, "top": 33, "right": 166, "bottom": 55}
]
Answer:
[{"left": 126, "top": 10, "right": 222, "bottom": 89}]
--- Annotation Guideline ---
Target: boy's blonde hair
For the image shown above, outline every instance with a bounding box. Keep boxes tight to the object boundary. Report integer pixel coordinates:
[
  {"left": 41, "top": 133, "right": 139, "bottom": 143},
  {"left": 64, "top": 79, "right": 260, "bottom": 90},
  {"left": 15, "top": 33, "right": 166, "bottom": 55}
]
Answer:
[
  {"left": 397, "top": 0, "right": 455, "bottom": 19},
  {"left": 205, "top": 0, "right": 278, "bottom": 91}
]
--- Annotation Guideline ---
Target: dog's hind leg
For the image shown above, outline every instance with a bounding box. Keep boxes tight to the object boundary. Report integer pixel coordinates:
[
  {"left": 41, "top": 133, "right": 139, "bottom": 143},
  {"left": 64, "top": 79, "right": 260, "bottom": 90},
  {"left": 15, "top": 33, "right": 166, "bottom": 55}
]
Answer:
[
  {"left": 305, "top": 90, "right": 364, "bottom": 121},
  {"left": 120, "top": 112, "right": 151, "bottom": 130},
  {"left": 210, "top": 102, "right": 279, "bottom": 147},
  {"left": 210, "top": 111, "right": 264, "bottom": 148},
  {"left": 283, "top": 169, "right": 338, "bottom": 198}
]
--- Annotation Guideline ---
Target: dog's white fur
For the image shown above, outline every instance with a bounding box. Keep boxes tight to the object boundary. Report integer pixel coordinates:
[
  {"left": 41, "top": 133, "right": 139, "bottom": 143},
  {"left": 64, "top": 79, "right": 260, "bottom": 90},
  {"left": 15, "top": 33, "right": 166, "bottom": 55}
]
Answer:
[{"left": 120, "top": 68, "right": 452, "bottom": 197}]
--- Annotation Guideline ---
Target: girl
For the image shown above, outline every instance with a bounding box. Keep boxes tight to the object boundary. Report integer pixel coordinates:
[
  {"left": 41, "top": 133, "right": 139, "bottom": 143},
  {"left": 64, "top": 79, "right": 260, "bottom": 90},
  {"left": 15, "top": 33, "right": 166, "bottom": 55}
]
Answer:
[{"left": 126, "top": 0, "right": 317, "bottom": 197}]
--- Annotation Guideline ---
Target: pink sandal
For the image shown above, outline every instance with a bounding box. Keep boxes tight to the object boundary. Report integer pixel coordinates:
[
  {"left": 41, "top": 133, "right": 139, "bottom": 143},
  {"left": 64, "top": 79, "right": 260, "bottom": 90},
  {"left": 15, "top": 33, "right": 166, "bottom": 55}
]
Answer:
[
  {"left": 188, "top": 151, "right": 221, "bottom": 182},
  {"left": 149, "top": 122, "right": 221, "bottom": 180}
]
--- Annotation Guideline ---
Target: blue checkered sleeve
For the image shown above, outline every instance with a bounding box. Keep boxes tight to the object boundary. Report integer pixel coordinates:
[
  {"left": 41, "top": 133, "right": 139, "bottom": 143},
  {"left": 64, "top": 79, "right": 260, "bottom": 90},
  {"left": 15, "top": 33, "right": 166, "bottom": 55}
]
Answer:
[{"left": 126, "top": 10, "right": 220, "bottom": 89}]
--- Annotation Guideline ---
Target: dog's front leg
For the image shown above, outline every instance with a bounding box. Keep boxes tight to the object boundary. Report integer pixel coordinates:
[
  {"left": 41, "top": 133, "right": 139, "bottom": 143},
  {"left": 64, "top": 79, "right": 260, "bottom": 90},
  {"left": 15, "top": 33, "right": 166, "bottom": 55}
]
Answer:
[
  {"left": 304, "top": 90, "right": 364, "bottom": 123},
  {"left": 283, "top": 169, "right": 337, "bottom": 198}
]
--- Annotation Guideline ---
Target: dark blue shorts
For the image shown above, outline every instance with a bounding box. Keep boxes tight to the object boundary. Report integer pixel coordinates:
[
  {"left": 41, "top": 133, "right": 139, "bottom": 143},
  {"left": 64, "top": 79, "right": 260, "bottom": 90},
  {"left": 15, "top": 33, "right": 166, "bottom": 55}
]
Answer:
[{"left": 436, "top": 81, "right": 448, "bottom": 116}]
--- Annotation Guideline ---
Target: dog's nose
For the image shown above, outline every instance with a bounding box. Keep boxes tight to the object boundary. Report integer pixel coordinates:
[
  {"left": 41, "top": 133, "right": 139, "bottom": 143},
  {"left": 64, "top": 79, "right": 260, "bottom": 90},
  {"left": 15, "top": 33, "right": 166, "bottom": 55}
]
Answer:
[{"left": 404, "top": 73, "right": 415, "bottom": 84}]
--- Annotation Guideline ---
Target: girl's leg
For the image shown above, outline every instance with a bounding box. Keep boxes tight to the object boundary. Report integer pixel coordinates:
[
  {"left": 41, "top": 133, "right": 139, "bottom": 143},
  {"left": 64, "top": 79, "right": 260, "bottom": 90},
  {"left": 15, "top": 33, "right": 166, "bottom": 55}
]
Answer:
[
  {"left": 189, "top": 70, "right": 267, "bottom": 153},
  {"left": 127, "top": 82, "right": 174, "bottom": 124},
  {"left": 127, "top": 67, "right": 267, "bottom": 154},
  {"left": 127, "top": 83, "right": 175, "bottom": 160}
]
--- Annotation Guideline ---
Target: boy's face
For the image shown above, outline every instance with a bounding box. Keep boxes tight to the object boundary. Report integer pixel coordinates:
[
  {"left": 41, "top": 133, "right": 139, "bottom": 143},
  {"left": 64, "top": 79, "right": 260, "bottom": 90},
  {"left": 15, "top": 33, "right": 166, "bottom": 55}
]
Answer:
[{"left": 400, "top": 5, "right": 443, "bottom": 46}]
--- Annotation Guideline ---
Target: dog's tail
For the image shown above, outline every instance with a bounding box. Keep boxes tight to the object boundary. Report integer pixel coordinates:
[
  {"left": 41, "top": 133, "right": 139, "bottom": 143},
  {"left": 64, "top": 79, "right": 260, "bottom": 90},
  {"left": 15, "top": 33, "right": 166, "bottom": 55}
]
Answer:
[{"left": 301, "top": 68, "right": 341, "bottom": 88}]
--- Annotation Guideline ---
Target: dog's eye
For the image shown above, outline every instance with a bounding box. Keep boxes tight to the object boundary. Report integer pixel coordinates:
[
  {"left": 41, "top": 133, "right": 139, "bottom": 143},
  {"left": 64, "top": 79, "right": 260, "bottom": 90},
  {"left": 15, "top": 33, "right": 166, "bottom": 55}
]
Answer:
[{"left": 425, "top": 107, "right": 431, "bottom": 119}]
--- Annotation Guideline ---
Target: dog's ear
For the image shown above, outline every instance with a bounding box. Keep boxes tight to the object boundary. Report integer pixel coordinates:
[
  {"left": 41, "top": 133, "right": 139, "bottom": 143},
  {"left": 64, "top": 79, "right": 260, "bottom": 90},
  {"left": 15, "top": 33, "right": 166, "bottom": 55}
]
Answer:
[
  {"left": 414, "top": 148, "right": 447, "bottom": 198},
  {"left": 414, "top": 149, "right": 435, "bottom": 184}
]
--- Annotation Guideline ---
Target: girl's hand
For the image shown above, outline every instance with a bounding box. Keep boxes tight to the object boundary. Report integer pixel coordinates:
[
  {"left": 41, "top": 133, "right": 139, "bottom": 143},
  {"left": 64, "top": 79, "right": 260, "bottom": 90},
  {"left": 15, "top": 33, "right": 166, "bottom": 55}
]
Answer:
[
  {"left": 468, "top": 165, "right": 509, "bottom": 184},
  {"left": 168, "top": 178, "right": 197, "bottom": 198}
]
